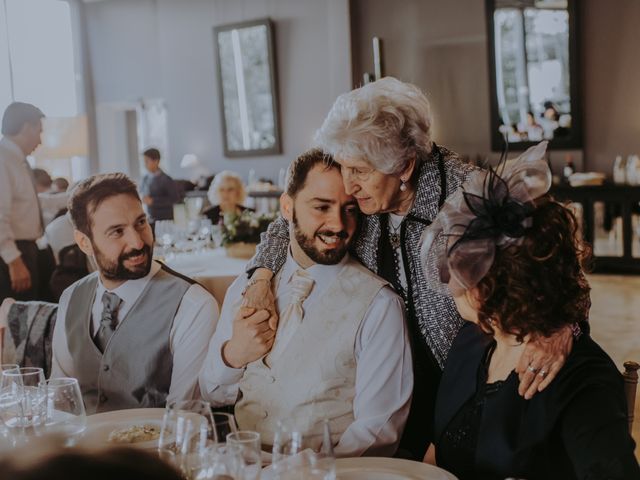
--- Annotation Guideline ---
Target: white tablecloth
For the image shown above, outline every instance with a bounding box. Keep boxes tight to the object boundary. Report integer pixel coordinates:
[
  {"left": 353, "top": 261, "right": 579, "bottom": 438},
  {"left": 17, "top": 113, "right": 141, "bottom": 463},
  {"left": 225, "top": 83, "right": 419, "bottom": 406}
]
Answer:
[{"left": 164, "top": 248, "right": 247, "bottom": 305}]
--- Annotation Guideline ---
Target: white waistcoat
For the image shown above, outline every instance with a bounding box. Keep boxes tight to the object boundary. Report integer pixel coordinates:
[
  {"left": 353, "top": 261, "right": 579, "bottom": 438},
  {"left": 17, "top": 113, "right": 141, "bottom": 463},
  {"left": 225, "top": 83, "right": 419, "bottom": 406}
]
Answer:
[{"left": 235, "top": 258, "right": 387, "bottom": 447}]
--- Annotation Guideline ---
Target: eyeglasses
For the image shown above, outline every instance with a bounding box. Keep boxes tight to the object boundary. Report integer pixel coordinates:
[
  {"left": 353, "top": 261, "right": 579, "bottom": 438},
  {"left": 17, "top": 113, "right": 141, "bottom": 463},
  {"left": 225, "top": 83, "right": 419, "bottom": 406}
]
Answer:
[{"left": 342, "top": 165, "right": 376, "bottom": 182}]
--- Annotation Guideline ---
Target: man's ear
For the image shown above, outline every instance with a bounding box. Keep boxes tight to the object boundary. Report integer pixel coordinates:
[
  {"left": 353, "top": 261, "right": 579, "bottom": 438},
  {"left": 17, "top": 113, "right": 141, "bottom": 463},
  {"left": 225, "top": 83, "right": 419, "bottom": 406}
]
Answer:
[
  {"left": 74, "top": 230, "right": 94, "bottom": 257},
  {"left": 280, "top": 193, "right": 294, "bottom": 222}
]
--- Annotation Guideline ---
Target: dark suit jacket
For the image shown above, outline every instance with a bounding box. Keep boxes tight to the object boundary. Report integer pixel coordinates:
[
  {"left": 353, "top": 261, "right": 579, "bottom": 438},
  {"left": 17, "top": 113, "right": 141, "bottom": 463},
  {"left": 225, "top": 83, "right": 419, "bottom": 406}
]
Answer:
[{"left": 434, "top": 322, "right": 640, "bottom": 480}]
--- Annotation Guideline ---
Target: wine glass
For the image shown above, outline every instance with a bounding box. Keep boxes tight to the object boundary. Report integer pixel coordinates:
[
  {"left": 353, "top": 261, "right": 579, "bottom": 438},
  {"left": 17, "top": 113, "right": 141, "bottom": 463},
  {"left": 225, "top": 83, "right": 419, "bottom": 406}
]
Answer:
[
  {"left": 272, "top": 419, "right": 335, "bottom": 480},
  {"left": 41, "top": 377, "right": 86, "bottom": 445},
  {"left": 198, "top": 218, "right": 213, "bottom": 250},
  {"left": 212, "top": 412, "right": 238, "bottom": 444},
  {"left": 0, "top": 367, "right": 46, "bottom": 439},
  {"left": 156, "top": 220, "right": 176, "bottom": 259},
  {"left": 159, "top": 400, "right": 218, "bottom": 478},
  {"left": 227, "top": 431, "right": 261, "bottom": 480},
  {"left": 0, "top": 364, "right": 18, "bottom": 374}
]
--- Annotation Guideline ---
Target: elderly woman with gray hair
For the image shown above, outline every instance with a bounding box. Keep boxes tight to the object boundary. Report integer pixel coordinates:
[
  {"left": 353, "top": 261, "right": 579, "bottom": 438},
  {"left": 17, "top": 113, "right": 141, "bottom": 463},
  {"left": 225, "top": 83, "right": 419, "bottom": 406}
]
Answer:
[
  {"left": 203, "top": 170, "right": 253, "bottom": 225},
  {"left": 242, "top": 77, "right": 574, "bottom": 459}
]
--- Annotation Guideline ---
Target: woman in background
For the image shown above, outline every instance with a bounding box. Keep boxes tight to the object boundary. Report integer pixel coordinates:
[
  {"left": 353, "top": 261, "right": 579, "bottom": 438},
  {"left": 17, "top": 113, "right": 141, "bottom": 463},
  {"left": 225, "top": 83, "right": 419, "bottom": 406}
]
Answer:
[
  {"left": 421, "top": 142, "right": 639, "bottom": 479},
  {"left": 203, "top": 170, "right": 253, "bottom": 225}
]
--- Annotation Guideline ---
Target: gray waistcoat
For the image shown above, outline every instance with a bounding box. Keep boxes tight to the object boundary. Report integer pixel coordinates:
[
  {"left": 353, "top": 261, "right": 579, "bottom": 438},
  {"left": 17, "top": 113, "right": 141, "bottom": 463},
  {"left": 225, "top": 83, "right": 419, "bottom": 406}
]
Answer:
[{"left": 65, "top": 264, "right": 193, "bottom": 413}]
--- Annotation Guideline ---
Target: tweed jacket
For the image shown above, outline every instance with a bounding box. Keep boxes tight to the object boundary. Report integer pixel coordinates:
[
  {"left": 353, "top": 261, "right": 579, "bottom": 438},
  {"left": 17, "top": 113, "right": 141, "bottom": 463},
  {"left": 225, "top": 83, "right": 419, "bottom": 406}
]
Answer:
[
  {"left": 247, "top": 145, "right": 476, "bottom": 368},
  {"left": 3, "top": 301, "right": 58, "bottom": 377}
]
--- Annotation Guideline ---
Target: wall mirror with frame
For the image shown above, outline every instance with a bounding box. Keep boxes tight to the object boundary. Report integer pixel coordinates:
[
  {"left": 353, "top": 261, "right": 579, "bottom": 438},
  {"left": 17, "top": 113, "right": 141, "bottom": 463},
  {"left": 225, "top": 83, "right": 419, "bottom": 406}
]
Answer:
[
  {"left": 486, "top": 0, "right": 581, "bottom": 150},
  {"left": 214, "top": 18, "right": 281, "bottom": 157}
]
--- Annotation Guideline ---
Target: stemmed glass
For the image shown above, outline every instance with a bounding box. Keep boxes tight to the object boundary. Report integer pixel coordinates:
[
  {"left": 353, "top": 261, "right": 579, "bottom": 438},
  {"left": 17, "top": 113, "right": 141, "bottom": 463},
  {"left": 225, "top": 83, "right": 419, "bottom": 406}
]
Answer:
[
  {"left": 198, "top": 219, "right": 213, "bottom": 251},
  {"left": 212, "top": 412, "right": 237, "bottom": 444},
  {"left": 159, "top": 400, "right": 218, "bottom": 479},
  {"left": 156, "top": 220, "right": 176, "bottom": 259},
  {"left": 41, "top": 377, "right": 86, "bottom": 445},
  {"left": 227, "top": 431, "right": 261, "bottom": 480},
  {"left": 0, "top": 367, "right": 46, "bottom": 440},
  {"left": 272, "top": 419, "right": 335, "bottom": 480}
]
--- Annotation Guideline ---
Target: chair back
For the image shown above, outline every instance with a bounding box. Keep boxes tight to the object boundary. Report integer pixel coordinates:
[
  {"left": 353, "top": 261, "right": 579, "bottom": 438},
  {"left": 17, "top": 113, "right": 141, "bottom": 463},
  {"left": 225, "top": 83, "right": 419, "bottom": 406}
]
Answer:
[{"left": 623, "top": 361, "right": 639, "bottom": 433}]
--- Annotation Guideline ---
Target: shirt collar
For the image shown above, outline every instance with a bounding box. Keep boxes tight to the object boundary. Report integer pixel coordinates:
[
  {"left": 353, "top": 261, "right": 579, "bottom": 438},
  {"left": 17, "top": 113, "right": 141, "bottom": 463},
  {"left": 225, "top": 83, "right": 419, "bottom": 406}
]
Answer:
[
  {"left": 0, "top": 137, "right": 25, "bottom": 159},
  {"left": 95, "top": 260, "right": 161, "bottom": 309},
  {"left": 280, "top": 247, "right": 350, "bottom": 287}
]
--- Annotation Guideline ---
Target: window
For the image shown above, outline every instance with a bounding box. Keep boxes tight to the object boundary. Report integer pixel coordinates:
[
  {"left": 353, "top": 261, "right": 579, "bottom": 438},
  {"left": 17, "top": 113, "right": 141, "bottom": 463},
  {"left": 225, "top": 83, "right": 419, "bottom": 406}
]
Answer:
[{"left": 0, "top": 0, "right": 78, "bottom": 117}]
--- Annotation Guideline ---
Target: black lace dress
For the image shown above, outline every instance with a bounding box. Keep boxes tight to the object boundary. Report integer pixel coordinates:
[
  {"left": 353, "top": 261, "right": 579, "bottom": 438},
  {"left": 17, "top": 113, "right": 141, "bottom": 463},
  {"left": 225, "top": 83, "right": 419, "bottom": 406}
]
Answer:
[{"left": 434, "top": 323, "right": 640, "bottom": 480}]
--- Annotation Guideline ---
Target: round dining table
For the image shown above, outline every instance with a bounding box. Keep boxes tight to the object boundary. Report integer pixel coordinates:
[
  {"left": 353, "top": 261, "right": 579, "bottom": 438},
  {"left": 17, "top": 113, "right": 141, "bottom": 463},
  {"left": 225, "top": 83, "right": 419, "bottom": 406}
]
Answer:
[{"left": 163, "top": 248, "right": 247, "bottom": 305}]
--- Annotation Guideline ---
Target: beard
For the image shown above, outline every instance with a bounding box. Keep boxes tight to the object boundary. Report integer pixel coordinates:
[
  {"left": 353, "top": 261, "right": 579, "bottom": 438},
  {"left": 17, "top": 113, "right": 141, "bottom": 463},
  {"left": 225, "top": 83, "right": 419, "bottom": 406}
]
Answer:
[
  {"left": 292, "top": 210, "right": 350, "bottom": 265},
  {"left": 93, "top": 242, "right": 153, "bottom": 281}
]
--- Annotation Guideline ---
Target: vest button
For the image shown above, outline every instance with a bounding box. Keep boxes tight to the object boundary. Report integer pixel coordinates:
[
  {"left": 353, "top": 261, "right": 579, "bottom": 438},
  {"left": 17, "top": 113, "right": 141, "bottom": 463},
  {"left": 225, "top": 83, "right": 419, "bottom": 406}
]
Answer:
[
  {"left": 103, "top": 365, "right": 110, "bottom": 371},
  {"left": 99, "top": 394, "right": 108, "bottom": 403},
  {"left": 269, "top": 376, "right": 276, "bottom": 383}
]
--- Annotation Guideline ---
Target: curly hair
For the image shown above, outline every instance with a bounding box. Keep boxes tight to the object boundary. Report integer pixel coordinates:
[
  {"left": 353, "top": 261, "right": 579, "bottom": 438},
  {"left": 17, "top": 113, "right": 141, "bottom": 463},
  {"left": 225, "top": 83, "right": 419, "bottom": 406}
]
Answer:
[
  {"left": 313, "top": 77, "right": 433, "bottom": 174},
  {"left": 207, "top": 170, "right": 247, "bottom": 206},
  {"left": 474, "top": 196, "right": 592, "bottom": 341}
]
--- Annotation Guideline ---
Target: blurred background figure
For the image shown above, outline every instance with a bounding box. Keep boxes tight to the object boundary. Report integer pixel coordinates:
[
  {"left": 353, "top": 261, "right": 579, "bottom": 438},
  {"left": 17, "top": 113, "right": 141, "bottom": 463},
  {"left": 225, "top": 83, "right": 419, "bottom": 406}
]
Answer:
[
  {"left": 0, "top": 444, "right": 182, "bottom": 480},
  {"left": 32, "top": 168, "right": 52, "bottom": 193},
  {"left": 51, "top": 177, "right": 69, "bottom": 193},
  {"left": 0, "top": 102, "right": 45, "bottom": 302},
  {"left": 139, "top": 147, "right": 180, "bottom": 224},
  {"left": 34, "top": 168, "right": 69, "bottom": 226},
  {"left": 203, "top": 170, "right": 253, "bottom": 225}
]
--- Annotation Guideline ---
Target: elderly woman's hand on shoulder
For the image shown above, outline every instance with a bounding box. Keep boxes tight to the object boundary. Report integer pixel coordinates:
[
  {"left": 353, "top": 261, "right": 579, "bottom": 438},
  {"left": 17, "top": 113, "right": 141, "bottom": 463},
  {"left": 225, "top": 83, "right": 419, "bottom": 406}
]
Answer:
[{"left": 241, "top": 268, "right": 279, "bottom": 330}]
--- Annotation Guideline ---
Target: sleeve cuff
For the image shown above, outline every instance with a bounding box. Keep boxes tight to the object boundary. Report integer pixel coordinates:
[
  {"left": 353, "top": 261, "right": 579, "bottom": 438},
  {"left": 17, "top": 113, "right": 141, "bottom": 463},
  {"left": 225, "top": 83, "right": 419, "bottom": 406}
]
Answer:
[{"left": 0, "top": 245, "right": 21, "bottom": 265}]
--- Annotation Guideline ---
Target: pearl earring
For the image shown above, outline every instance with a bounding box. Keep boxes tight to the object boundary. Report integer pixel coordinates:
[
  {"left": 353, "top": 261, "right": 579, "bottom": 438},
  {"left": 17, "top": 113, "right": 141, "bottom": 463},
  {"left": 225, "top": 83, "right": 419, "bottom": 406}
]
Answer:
[{"left": 399, "top": 180, "right": 407, "bottom": 192}]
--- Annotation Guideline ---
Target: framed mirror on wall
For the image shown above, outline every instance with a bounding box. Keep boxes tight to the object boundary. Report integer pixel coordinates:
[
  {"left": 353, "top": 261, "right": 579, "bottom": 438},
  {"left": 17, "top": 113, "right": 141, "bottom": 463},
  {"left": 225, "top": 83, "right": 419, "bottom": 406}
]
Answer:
[
  {"left": 214, "top": 18, "right": 281, "bottom": 157},
  {"left": 486, "top": 0, "right": 581, "bottom": 150}
]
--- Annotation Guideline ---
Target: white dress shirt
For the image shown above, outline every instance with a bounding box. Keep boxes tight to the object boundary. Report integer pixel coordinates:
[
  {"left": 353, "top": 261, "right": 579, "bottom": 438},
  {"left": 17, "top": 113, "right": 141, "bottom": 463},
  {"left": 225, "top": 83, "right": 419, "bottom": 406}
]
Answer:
[
  {"left": 38, "top": 191, "right": 70, "bottom": 226},
  {"left": 51, "top": 260, "right": 220, "bottom": 403},
  {"left": 0, "top": 137, "right": 43, "bottom": 263},
  {"left": 44, "top": 213, "right": 76, "bottom": 264},
  {"left": 199, "top": 252, "right": 413, "bottom": 457}
]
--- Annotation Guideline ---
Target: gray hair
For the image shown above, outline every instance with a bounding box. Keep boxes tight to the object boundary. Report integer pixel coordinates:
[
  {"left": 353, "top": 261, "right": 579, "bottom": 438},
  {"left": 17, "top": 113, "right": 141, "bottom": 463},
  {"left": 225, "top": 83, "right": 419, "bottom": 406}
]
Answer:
[
  {"left": 207, "top": 170, "right": 246, "bottom": 206},
  {"left": 313, "top": 77, "right": 433, "bottom": 175}
]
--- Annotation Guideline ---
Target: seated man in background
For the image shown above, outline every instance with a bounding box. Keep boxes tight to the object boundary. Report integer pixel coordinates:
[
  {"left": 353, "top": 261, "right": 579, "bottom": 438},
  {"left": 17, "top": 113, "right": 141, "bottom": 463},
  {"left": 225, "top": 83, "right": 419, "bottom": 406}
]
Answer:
[
  {"left": 139, "top": 148, "right": 180, "bottom": 223},
  {"left": 199, "top": 149, "right": 412, "bottom": 457},
  {"left": 51, "top": 173, "right": 219, "bottom": 413},
  {"left": 33, "top": 168, "right": 69, "bottom": 226}
]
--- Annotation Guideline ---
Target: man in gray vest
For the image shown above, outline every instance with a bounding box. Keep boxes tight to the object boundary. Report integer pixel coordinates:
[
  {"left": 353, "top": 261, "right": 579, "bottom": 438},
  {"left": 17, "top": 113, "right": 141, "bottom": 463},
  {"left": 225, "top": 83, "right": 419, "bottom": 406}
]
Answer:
[
  {"left": 199, "top": 150, "right": 413, "bottom": 457},
  {"left": 51, "top": 173, "right": 219, "bottom": 413}
]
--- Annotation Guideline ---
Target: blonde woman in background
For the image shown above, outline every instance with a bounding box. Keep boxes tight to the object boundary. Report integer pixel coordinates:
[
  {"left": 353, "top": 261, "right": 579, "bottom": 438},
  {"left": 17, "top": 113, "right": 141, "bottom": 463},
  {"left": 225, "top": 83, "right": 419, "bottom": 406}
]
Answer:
[{"left": 203, "top": 171, "right": 253, "bottom": 225}]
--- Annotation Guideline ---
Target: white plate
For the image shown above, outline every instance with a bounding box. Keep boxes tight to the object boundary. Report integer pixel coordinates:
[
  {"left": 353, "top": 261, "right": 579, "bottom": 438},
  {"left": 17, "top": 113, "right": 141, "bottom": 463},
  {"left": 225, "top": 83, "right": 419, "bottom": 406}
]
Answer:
[
  {"left": 335, "top": 457, "right": 458, "bottom": 480},
  {"left": 83, "top": 408, "right": 166, "bottom": 450},
  {"left": 261, "top": 457, "right": 458, "bottom": 480}
]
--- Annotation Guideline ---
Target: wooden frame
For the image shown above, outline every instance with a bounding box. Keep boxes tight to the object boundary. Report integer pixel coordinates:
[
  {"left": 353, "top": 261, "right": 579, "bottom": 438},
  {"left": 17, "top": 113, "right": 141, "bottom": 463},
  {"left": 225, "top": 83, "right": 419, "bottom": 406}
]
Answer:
[
  {"left": 214, "top": 18, "right": 281, "bottom": 157},
  {"left": 485, "top": 0, "right": 582, "bottom": 151}
]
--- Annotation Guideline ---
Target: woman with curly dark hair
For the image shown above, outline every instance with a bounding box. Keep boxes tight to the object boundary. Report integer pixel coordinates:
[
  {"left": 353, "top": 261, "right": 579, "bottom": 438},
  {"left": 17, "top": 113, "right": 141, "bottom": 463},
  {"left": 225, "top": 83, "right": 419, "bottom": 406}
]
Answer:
[{"left": 421, "top": 142, "right": 639, "bottom": 480}]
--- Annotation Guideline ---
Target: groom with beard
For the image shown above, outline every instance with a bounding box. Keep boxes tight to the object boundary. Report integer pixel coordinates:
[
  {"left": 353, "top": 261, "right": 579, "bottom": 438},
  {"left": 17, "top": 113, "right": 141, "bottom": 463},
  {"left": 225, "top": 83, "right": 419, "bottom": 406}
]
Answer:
[
  {"left": 51, "top": 173, "right": 219, "bottom": 413},
  {"left": 199, "top": 149, "right": 412, "bottom": 457}
]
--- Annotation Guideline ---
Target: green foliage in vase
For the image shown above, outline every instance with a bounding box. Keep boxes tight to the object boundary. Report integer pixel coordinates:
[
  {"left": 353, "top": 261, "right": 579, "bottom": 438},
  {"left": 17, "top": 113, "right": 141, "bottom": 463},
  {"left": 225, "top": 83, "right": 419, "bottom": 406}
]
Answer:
[{"left": 221, "top": 210, "right": 276, "bottom": 246}]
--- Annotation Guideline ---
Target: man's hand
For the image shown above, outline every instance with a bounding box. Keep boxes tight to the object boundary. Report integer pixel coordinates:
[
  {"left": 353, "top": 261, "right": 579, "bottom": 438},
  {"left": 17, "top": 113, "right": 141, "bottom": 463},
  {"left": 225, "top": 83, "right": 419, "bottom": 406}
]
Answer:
[
  {"left": 516, "top": 324, "right": 573, "bottom": 399},
  {"left": 222, "top": 307, "right": 275, "bottom": 369},
  {"left": 143, "top": 195, "right": 153, "bottom": 206},
  {"left": 241, "top": 268, "right": 278, "bottom": 330},
  {"left": 8, "top": 257, "right": 31, "bottom": 293}
]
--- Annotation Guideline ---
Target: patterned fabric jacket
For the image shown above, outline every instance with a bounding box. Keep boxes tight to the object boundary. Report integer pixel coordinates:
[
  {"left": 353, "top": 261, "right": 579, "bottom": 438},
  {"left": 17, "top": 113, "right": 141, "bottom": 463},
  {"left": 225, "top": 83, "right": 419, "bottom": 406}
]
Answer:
[
  {"left": 4, "top": 301, "right": 58, "bottom": 377},
  {"left": 247, "top": 145, "right": 476, "bottom": 368}
]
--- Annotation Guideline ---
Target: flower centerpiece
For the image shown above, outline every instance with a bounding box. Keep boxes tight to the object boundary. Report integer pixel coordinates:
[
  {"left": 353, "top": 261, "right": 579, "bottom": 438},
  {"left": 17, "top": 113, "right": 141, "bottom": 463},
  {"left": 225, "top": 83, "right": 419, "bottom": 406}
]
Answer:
[{"left": 221, "top": 210, "right": 275, "bottom": 258}]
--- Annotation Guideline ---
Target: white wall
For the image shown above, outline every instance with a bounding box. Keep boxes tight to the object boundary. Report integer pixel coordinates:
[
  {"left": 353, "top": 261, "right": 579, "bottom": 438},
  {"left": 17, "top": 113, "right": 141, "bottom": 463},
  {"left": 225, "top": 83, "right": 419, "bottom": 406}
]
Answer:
[{"left": 85, "top": 0, "right": 352, "bottom": 181}]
